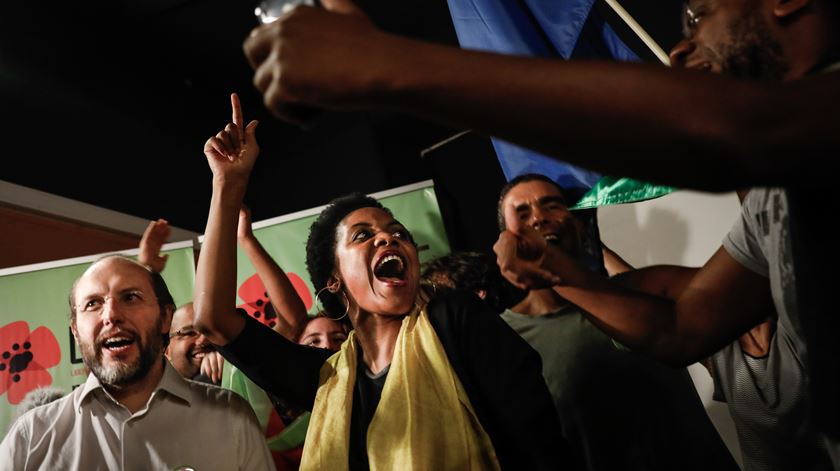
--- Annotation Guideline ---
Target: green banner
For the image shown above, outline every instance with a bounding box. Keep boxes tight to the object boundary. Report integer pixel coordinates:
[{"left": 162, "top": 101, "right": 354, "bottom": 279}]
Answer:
[
  {"left": 0, "top": 243, "right": 196, "bottom": 436},
  {"left": 0, "top": 181, "right": 448, "bottom": 443}
]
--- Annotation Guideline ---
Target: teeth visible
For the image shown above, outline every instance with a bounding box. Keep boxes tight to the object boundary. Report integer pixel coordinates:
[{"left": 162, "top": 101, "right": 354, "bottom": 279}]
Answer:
[
  {"left": 103, "top": 337, "right": 132, "bottom": 348},
  {"left": 544, "top": 234, "right": 561, "bottom": 246},
  {"left": 376, "top": 254, "right": 404, "bottom": 272}
]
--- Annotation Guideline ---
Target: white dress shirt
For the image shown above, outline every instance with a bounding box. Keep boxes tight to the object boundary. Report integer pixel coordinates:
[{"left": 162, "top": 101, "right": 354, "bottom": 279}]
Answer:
[{"left": 0, "top": 360, "right": 275, "bottom": 471}]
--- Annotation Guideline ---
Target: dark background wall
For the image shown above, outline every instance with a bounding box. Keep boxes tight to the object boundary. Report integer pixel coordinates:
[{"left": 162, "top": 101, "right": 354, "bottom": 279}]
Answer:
[{"left": 0, "top": 0, "right": 683, "bottom": 260}]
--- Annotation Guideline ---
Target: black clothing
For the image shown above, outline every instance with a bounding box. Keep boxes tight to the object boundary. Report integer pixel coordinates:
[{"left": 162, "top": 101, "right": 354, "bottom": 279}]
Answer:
[{"left": 218, "top": 291, "right": 572, "bottom": 470}]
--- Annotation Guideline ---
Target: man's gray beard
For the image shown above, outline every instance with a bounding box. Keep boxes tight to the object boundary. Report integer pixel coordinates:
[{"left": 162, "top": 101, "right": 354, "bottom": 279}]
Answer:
[
  {"left": 722, "top": 12, "right": 790, "bottom": 80},
  {"left": 81, "top": 322, "right": 163, "bottom": 387}
]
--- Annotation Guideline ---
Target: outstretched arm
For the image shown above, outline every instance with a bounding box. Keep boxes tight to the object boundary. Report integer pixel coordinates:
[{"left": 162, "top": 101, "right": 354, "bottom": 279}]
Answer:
[
  {"left": 193, "top": 93, "right": 260, "bottom": 346},
  {"left": 242, "top": 0, "right": 838, "bottom": 190},
  {"left": 615, "top": 263, "right": 776, "bottom": 360},
  {"left": 495, "top": 227, "right": 772, "bottom": 366},
  {"left": 612, "top": 264, "right": 698, "bottom": 300},
  {"left": 138, "top": 219, "right": 171, "bottom": 273},
  {"left": 569, "top": 248, "right": 772, "bottom": 365},
  {"left": 237, "top": 205, "right": 308, "bottom": 340}
]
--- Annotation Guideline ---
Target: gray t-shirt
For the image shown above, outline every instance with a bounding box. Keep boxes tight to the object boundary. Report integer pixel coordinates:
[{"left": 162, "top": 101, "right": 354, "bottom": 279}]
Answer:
[
  {"left": 717, "top": 187, "right": 837, "bottom": 470},
  {"left": 723, "top": 187, "right": 800, "bottom": 342},
  {"left": 502, "top": 305, "right": 737, "bottom": 471}
]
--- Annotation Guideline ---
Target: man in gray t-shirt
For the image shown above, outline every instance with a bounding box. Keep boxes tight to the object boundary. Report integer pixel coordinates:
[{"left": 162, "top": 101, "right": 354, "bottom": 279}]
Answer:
[
  {"left": 708, "top": 188, "right": 836, "bottom": 470},
  {"left": 494, "top": 174, "right": 737, "bottom": 470},
  {"left": 496, "top": 176, "right": 840, "bottom": 470}
]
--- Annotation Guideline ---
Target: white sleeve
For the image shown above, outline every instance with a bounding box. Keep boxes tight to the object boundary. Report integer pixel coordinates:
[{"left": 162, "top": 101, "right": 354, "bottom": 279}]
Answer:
[{"left": 722, "top": 189, "right": 769, "bottom": 278}]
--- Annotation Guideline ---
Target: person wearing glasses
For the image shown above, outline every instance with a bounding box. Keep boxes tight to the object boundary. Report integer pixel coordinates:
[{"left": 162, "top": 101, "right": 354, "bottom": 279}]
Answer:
[
  {"left": 139, "top": 219, "right": 228, "bottom": 386},
  {"left": 166, "top": 302, "right": 224, "bottom": 385}
]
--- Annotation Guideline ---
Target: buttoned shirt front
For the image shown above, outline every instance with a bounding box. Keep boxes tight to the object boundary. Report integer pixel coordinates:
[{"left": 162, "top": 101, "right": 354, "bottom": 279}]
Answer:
[{"left": 0, "top": 360, "right": 274, "bottom": 471}]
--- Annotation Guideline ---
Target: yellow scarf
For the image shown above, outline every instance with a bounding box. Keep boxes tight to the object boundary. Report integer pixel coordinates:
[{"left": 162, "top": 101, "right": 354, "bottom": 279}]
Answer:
[{"left": 300, "top": 303, "right": 500, "bottom": 470}]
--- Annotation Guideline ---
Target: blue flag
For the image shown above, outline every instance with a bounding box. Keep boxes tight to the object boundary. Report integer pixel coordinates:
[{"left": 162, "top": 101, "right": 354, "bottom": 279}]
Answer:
[{"left": 446, "top": 0, "right": 672, "bottom": 204}]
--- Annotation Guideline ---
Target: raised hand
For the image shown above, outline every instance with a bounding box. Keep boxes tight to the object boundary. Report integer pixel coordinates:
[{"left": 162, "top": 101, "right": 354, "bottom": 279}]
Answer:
[
  {"left": 203, "top": 93, "right": 259, "bottom": 182},
  {"left": 494, "top": 227, "right": 563, "bottom": 290},
  {"left": 236, "top": 202, "right": 309, "bottom": 340},
  {"left": 199, "top": 351, "right": 225, "bottom": 385},
  {"left": 139, "top": 218, "right": 171, "bottom": 273},
  {"left": 242, "top": 0, "right": 396, "bottom": 122}
]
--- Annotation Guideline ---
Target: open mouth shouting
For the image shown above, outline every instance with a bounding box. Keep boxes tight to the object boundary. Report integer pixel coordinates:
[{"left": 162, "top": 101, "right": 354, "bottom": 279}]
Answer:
[
  {"left": 98, "top": 331, "right": 137, "bottom": 358},
  {"left": 373, "top": 251, "right": 408, "bottom": 287}
]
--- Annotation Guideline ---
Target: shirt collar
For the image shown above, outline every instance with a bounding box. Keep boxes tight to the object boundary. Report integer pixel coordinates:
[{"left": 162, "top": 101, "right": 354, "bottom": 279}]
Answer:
[
  {"left": 157, "top": 360, "right": 193, "bottom": 403},
  {"left": 74, "top": 359, "right": 193, "bottom": 412}
]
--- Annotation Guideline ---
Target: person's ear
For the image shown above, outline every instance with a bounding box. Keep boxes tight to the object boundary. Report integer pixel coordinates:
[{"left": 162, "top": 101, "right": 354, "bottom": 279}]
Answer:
[
  {"left": 327, "top": 276, "right": 342, "bottom": 293},
  {"left": 70, "top": 320, "right": 79, "bottom": 342},
  {"left": 161, "top": 305, "right": 174, "bottom": 335},
  {"left": 773, "top": 0, "right": 810, "bottom": 18}
]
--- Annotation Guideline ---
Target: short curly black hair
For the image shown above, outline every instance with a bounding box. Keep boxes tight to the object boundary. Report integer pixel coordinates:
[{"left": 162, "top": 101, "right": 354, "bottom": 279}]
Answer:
[
  {"left": 422, "top": 251, "right": 515, "bottom": 313},
  {"left": 306, "top": 193, "right": 391, "bottom": 316}
]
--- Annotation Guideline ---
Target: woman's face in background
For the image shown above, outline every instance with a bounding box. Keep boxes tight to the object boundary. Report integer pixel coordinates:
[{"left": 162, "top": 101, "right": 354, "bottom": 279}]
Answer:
[{"left": 298, "top": 317, "right": 348, "bottom": 351}]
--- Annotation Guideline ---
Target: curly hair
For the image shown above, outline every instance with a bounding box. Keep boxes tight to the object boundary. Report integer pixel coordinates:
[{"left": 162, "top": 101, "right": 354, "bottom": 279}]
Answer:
[
  {"left": 306, "top": 193, "right": 391, "bottom": 317},
  {"left": 422, "top": 251, "right": 518, "bottom": 313}
]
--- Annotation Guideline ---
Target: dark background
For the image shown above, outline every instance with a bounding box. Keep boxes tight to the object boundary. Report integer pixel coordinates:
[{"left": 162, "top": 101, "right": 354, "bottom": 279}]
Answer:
[{"left": 0, "top": 0, "right": 683, "bottom": 253}]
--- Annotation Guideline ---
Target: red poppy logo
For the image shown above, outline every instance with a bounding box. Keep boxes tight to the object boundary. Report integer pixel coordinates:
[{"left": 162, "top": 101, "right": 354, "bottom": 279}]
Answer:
[
  {"left": 237, "top": 272, "right": 313, "bottom": 329},
  {"left": 0, "top": 321, "right": 61, "bottom": 405}
]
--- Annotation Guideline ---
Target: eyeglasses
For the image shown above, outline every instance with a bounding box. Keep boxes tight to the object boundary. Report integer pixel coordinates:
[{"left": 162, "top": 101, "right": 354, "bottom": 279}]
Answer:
[
  {"left": 682, "top": 5, "right": 702, "bottom": 38},
  {"left": 76, "top": 290, "right": 155, "bottom": 314},
  {"left": 169, "top": 327, "right": 200, "bottom": 340}
]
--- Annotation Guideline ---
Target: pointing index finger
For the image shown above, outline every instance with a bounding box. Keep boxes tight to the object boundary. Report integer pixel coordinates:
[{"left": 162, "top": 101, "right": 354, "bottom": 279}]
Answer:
[{"left": 231, "top": 93, "right": 244, "bottom": 136}]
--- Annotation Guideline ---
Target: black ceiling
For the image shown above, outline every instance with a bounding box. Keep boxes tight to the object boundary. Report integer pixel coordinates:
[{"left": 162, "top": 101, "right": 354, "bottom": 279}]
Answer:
[{"left": 1, "top": 0, "right": 683, "bottom": 250}]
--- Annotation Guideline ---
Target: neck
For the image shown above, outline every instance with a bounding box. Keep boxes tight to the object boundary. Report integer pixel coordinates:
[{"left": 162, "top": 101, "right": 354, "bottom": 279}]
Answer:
[
  {"left": 102, "top": 357, "right": 166, "bottom": 414},
  {"left": 511, "top": 289, "right": 569, "bottom": 317},
  {"left": 352, "top": 311, "right": 404, "bottom": 375}
]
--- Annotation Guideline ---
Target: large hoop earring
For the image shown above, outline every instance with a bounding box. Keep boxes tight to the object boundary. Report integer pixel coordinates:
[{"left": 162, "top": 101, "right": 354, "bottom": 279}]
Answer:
[{"left": 315, "top": 286, "right": 350, "bottom": 321}]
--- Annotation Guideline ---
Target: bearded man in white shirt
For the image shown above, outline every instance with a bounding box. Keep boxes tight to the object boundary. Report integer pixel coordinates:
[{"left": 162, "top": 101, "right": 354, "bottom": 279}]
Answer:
[{"left": 0, "top": 255, "right": 274, "bottom": 471}]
